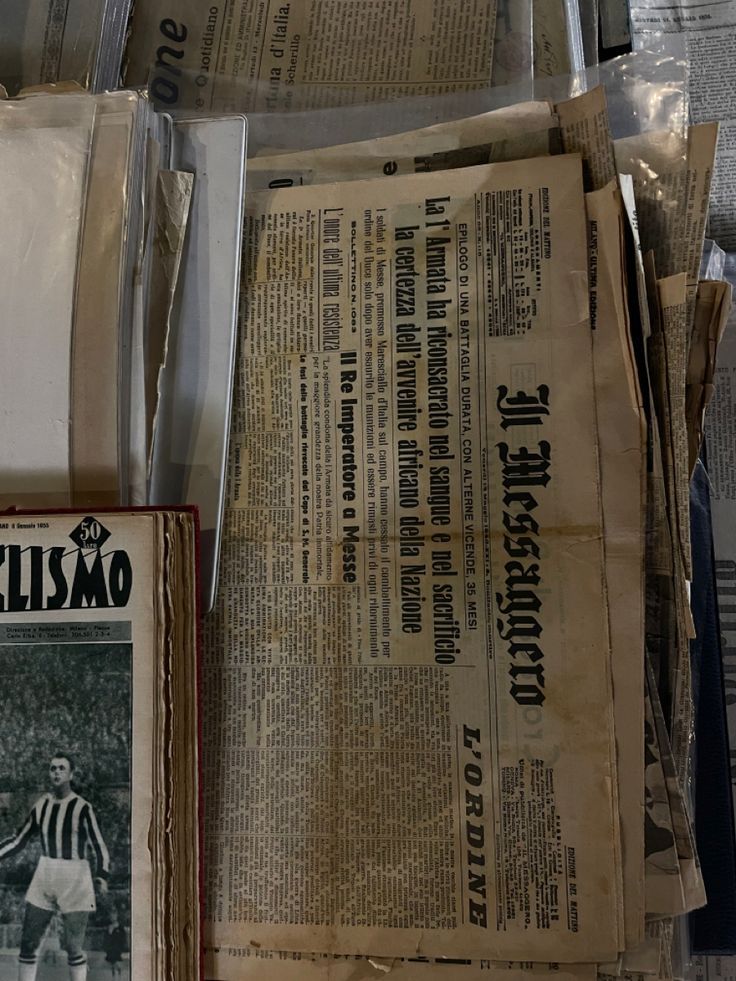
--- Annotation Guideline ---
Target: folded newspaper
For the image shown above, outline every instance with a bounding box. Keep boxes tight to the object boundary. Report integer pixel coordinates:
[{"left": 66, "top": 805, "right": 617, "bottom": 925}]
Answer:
[{"left": 198, "top": 84, "right": 730, "bottom": 980}]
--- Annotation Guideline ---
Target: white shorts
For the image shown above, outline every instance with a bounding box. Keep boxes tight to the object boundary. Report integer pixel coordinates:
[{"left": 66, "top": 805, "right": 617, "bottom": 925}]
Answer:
[{"left": 26, "top": 857, "right": 96, "bottom": 914}]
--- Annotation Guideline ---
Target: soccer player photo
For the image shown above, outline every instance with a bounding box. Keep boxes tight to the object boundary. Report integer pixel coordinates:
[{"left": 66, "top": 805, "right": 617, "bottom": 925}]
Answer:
[{"left": 0, "top": 642, "right": 132, "bottom": 981}]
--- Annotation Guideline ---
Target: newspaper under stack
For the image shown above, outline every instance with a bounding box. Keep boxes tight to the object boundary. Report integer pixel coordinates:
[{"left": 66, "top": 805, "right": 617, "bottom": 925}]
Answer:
[
  {"left": 196, "top": 85, "right": 732, "bottom": 981},
  {"left": 0, "top": 89, "right": 189, "bottom": 509},
  {"left": 0, "top": 86, "right": 246, "bottom": 588}
]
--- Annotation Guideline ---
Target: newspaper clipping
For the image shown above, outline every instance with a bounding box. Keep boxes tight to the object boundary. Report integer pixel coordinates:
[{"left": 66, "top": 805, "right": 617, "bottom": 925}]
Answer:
[
  {"left": 202, "top": 152, "right": 624, "bottom": 962},
  {"left": 124, "top": 0, "right": 499, "bottom": 111}
]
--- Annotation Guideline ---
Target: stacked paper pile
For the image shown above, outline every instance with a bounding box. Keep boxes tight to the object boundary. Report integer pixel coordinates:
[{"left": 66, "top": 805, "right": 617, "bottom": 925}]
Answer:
[
  {"left": 0, "top": 89, "right": 190, "bottom": 508},
  {"left": 2, "top": 1, "right": 736, "bottom": 978},
  {"left": 0, "top": 89, "right": 246, "bottom": 583},
  {"left": 196, "top": 84, "right": 732, "bottom": 981}
]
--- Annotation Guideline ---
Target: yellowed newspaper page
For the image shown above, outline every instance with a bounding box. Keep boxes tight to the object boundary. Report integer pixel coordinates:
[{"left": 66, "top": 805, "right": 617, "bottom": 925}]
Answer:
[
  {"left": 254, "top": 96, "right": 646, "bottom": 953},
  {"left": 125, "top": 0, "right": 498, "bottom": 112},
  {"left": 586, "top": 182, "right": 647, "bottom": 950},
  {"left": 614, "top": 124, "right": 719, "bottom": 301},
  {"left": 533, "top": 0, "right": 572, "bottom": 77},
  {"left": 544, "top": 88, "right": 645, "bottom": 951},
  {"left": 556, "top": 86, "right": 618, "bottom": 192},
  {"left": 643, "top": 678, "right": 686, "bottom": 918},
  {"left": 248, "top": 102, "right": 558, "bottom": 189},
  {"left": 202, "top": 153, "right": 622, "bottom": 962},
  {"left": 686, "top": 279, "right": 733, "bottom": 474},
  {"left": 207, "top": 948, "right": 598, "bottom": 981},
  {"left": 645, "top": 657, "right": 706, "bottom": 914},
  {"left": 655, "top": 274, "right": 692, "bottom": 584}
]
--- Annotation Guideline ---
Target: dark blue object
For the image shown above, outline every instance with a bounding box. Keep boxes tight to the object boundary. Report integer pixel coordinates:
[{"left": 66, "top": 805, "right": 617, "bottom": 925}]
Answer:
[{"left": 689, "top": 452, "right": 736, "bottom": 953}]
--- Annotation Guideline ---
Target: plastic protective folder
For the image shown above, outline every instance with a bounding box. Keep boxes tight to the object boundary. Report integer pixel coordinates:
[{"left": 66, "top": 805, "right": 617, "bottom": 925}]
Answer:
[
  {"left": 689, "top": 451, "right": 736, "bottom": 954},
  {"left": 150, "top": 115, "right": 247, "bottom": 612}
]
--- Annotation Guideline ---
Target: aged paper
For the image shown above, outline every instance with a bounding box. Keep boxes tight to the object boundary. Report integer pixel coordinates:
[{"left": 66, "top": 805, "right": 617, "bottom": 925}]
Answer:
[
  {"left": 692, "top": 957, "right": 736, "bottom": 981},
  {"left": 615, "top": 124, "right": 719, "bottom": 300},
  {"left": 686, "top": 279, "right": 733, "bottom": 473},
  {"left": 600, "top": 0, "right": 631, "bottom": 48},
  {"left": 586, "top": 182, "right": 647, "bottom": 950},
  {"left": 490, "top": 0, "right": 533, "bottom": 89},
  {"left": 203, "top": 153, "right": 622, "bottom": 961},
  {"left": 630, "top": 0, "right": 736, "bottom": 247},
  {"left": 251, "top": 91, "right": 643, "bottom": 952},
  {"left": 550, "top": 89, "right": 644, "bottom": 950},
  {"left": 657, "top": 274, "right": 691, "bottom": 579},
  {"left": 144, "top": 169, "right": 194, "bottom": 466},
  {"left": 652, "top": 275, "right": 698, "bottom": 785},
  {"left": 207, "top": 949, "right": 598, "bottom": 980},
  {"left": 643, "top": 677, "right": 685, "bottom": 918},
  {"left": 125, "top": 0, "right": 497, "bottom": 112},
  {"left": 646, "top": 657, "right": 706, "bottom": 914},
  {"left": 556, "top": 86, "right": 617, "bottom": 192},
  {"left": 533, "top": 0, "right": 572, "bottom": 78},
  {"left": 248, "top": 102, "right": 559, "bottom": 190}
]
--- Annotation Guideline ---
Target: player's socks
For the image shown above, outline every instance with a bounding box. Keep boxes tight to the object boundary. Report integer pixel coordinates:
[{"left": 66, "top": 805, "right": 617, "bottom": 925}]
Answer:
[
  {"left": 68, "top": 955, "right": 87, "bottom": 981},
  {"left": 18, "top": 957, "right": 38, "bottom": 981}
]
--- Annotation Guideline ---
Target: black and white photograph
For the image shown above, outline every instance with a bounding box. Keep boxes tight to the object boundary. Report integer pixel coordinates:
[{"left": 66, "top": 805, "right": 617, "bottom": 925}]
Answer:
[{"left": 0, "top": 639, "right": 132, "bottom": 981}]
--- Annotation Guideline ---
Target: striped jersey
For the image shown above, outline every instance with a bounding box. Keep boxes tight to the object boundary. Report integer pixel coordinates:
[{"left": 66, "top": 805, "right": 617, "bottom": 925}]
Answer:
[{"left": 0, "top": 792, "right": 109, "bottom": 879}]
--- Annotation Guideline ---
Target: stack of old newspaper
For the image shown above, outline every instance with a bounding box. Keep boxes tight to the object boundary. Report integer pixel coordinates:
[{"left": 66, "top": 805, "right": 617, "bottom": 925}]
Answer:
[
  {"left": 196, "top": 82, "right": 731, "bottom": 981},
  {"left": 0, "top": 89, "right": 190, "bottom": 509},
  {"left": 0, "top": 88, "right": 246, "bottom": 553}
]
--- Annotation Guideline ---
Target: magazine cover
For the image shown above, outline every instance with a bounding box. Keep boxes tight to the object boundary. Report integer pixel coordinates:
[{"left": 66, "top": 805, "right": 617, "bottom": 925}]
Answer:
[{"left": 0, "top": 513, "right": 155, "bottom": 980}]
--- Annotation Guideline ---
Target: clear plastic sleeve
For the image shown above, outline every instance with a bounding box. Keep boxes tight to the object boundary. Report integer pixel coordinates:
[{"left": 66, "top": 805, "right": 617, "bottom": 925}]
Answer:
[
  {"left": 0, "top": 93, "right": 97, "bottom": 508},
  {"left": 234, "top": 48, "right": 688, "bottom": 158},
  {"left": 0, "top": 0, "right": 110, "bottom": 94},
  {"left": 141, "top": 0, "right": 531, "bottom": 114}
]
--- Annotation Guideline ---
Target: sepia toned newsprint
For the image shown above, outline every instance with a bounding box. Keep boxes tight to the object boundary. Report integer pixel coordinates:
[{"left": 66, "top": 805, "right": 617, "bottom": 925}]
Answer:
[
  {"left": 0, "top": 513, "right": 155, "bottom": 980},
  {"left": 124, "top": 0, "right": 498, "bottom": 112},
  {"left": 206, "top": 948, "right": 599, "bottom": 981},
  {"left": 202, "top": 153, "right": 623, "bottom": 963}
]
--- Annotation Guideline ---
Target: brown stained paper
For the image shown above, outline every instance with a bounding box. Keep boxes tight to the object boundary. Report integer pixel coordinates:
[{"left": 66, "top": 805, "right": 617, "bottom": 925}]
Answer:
[
  {"left": 646, "top": 657, "right": 706, "bottom": 916},
  {"left": 247, "top": 101, "right": 559, "bottom": 190},
  {"left": 203, "top": 153, "right": 623, "bottom": 961},
  {"left": 206, "top": 949, "right": 599, "bottom": 981},
  {"left": 145, "top": 169, "right": 195, "bottom": 467},
  {"left": 555, "top": 95, "right": 644, "bottom": 949},
  {"left": 533, "top": 0, "right": 572, "bottom": 78},
  {"left": 657, "top": 274, "right": 692, "bottom": 581},
  {"left": 586, "top": 182, "right": 647, "bottom": 951},
  {"left": 643, "top": 674, "right": 685, "bottom": 919},
  {"left": 125, "top": 0, "right": 498, "bottom": 112},
  {"left": 686, "top": 279, "right": 733, "bottom": 474},
  {"left": 615, "top": 124, "right": 718, "bottom": 296},
  {"left": 556, "top": 86, "right": 618, "bottom": 193}
]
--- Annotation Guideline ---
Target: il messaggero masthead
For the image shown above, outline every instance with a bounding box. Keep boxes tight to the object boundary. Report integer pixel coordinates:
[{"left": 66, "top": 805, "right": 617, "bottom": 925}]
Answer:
[{"left": 0, "top": 517, "right": 132, "bottom": 612}]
